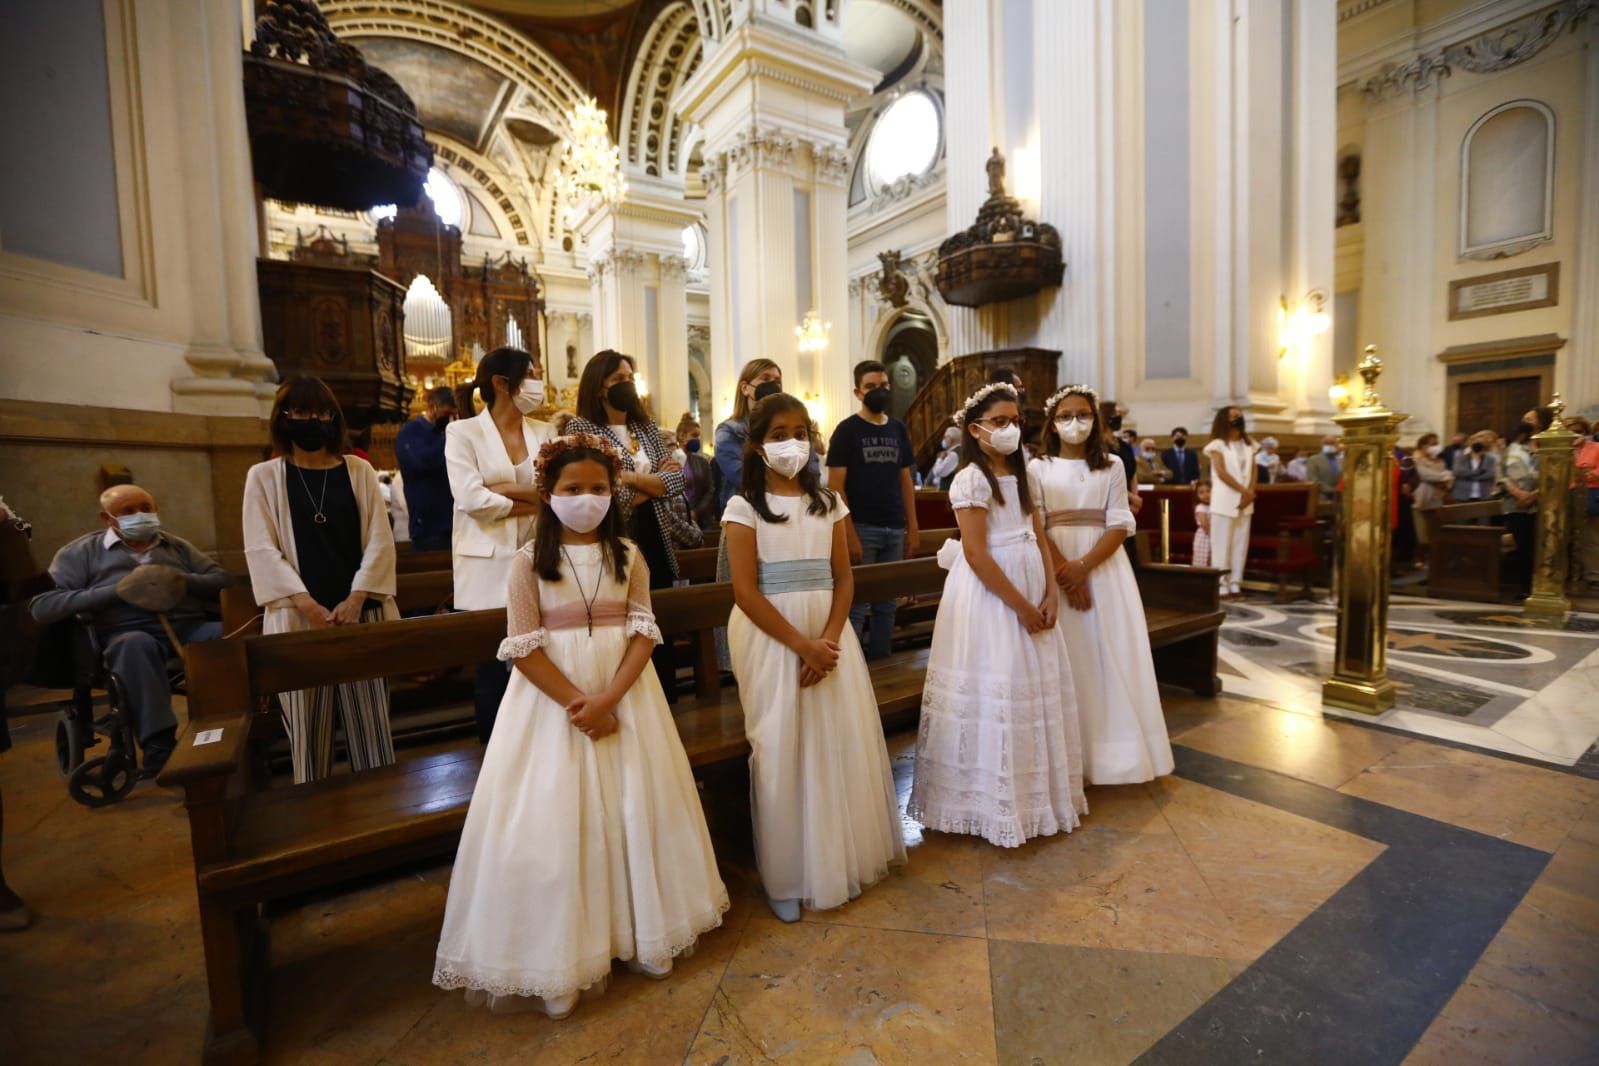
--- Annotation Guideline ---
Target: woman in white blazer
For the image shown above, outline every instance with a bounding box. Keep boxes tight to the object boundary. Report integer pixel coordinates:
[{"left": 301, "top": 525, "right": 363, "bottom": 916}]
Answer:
[
  {"left": 243, "top": 376, "right": 398, "bottom": 784},
  {"left": 445, "top": 347, "right": 556, "bottom": 741}
]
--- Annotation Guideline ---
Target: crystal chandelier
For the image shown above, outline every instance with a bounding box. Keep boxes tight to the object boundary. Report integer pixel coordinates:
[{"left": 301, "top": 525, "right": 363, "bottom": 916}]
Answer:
[
  {"left": 795, "top": 310, "right": 831, "bottom": 354},
  {"left": 557, "top": 96, "right": 626, "bottom": 206}
]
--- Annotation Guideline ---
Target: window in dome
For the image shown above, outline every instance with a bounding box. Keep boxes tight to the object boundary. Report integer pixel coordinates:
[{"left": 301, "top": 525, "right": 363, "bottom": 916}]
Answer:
[
  {"left": 865, "top": 91, "right": 941, "bottom": 190},
  {"left": 371, "top": 167, "right": 466, "bottom": 228}
]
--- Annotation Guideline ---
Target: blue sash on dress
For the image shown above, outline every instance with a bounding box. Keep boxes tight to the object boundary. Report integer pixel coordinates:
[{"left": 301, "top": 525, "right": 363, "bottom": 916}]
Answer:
[{"left": 757, "top": 557, "right": 834, "bottom": 594}]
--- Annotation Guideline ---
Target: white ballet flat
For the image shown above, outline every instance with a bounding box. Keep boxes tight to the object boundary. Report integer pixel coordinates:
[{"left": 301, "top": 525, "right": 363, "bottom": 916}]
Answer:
[{"left": 767, "top": 897, "right": 801, "bottom": 923}]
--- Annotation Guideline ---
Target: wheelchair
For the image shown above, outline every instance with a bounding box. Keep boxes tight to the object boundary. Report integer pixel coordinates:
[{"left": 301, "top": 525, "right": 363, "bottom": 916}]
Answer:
[{"left": 45, "top": 616, "right": 186, "bottom": 808}]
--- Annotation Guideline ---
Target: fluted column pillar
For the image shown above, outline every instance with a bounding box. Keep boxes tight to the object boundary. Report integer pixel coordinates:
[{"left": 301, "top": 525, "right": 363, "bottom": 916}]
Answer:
[
  {"left": 1287, "top": 0, "right": 1338, "bottom": 432},
  {"left": 1565, "top": 24, "right": 1599, "bottom": 419},
  {"left": 942, "top": 0, "right": 1003, "bottom": 359}
]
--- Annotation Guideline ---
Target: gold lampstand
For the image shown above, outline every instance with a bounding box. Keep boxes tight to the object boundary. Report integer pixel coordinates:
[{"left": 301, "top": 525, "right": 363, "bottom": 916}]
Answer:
[
  {"left": 1322, "top": 346, "right": 1407, "bottom": 714},
  {"left": 1524, "top": 393, "right": 1580, "bottom": 623}
]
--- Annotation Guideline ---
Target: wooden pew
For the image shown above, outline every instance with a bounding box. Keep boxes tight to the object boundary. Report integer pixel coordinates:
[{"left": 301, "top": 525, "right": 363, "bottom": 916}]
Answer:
[
  {"left": 1425, "top": 500, "right": 1513, "bottom": 602},
  {"left": 219, "top": 570, "right": 456, "bottom": 636}
]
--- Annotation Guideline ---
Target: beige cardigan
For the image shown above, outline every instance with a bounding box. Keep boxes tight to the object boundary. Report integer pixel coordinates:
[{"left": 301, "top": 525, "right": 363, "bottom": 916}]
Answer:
[{"left": 242, "top": 456, "right": 399, "bottom": 633}]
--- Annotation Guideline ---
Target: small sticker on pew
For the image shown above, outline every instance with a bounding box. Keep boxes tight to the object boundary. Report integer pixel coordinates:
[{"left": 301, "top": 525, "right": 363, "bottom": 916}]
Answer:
[{"left": 193, "top": 728, "right": 224, "bottom": 746}]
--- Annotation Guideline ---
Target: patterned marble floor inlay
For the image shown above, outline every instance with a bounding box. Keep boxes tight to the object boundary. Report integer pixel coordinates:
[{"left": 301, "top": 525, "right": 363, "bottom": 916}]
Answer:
[{"left": 1214, "top": 596, "right": 1599, "bottom": 771}]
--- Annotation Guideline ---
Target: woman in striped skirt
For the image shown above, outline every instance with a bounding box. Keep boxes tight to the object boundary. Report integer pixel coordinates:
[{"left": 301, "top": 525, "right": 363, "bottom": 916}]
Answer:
[{"left": 243, "top": 376, "right": 399, "bottom": 783}]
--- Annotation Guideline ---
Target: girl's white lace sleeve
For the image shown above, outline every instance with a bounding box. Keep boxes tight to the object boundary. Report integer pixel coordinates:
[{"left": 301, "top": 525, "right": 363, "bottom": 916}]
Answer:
[
  {"left": 625, "top": 546, "right": 663, "bottom": 644},
  {"left": 497, "top": 629, "right": 550, "bottom": 660}
]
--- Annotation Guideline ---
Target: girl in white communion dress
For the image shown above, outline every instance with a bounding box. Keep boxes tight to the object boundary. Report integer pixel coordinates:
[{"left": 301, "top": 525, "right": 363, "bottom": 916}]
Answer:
[
  {"left": 433, "top": 434, "right": 727, "bottom": 1019},
  {"left": 1030, "top": 385, "right": 1174, "bottom": 786},
  {"left": 909, "top": 383, "right": 1087, "bottom": 848},
  {"left": 723, "top": 392, "right": 905, "bottom": 923}
]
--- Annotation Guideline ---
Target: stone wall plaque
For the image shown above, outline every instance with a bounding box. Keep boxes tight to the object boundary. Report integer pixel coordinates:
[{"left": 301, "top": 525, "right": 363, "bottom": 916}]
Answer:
[{"left": 1448, "top": 262, "right": 1558, "bottom": 320}]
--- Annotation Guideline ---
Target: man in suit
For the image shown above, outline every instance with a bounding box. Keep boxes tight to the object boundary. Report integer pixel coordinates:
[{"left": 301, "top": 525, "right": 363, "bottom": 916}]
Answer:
[
  {"left": 1305, "top": 435, "right": 1343, "bottom": 504},
  {"left": 394, "top": 386, "right": 457, "bottom": 550},
  {"left": 1161, "top": 427, "right": 1201, "bottom": 486}
]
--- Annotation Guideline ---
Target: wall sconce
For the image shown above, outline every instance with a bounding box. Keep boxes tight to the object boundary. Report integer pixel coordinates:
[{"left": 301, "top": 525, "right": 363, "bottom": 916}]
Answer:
[
  {"left": 795, "top": 310, "right": 831, "bottom": 354},
  {"left": 1328, "top": 373, "right": 1352, "bottom": 411},
  {"left": 1279, "top": 289, "right": 1332, "bottom": 358}
]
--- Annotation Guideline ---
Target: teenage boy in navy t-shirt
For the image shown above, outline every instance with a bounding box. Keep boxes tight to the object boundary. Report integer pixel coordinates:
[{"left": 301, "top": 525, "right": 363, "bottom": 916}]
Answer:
[{"left": 827, "top": 360, "right": 920, "bottom": 660}]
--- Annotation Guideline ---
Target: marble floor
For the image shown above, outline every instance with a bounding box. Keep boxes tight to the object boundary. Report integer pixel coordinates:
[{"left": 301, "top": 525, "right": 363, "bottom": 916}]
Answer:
[
  {"left": 1215, "top": 595, "right": 1599, "bottom": 774},
  {"left": 2, "top": 683, "right": 1597, "bottom": 1066}
]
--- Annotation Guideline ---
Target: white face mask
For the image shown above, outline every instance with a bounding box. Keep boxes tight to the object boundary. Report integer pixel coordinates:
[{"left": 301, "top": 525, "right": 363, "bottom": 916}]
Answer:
[
  {"left": 672, "top": 448, "right": 688, "bottom": 467},
  {"left": 1425, "top": 444, "right": 1443, "bottom": 457},
  {"left": 547, "top": 492, "right": 610, "bottom": 533},
  {"left": 762, "top": 438, "right": 810, "bottom": 479},
  {"left": 512, "top": 378, "right": 545, "bottom": 415},
  {"left": 982, "top": 424, "right": 1022, "bottom": 455},
  {"left": 1055, "top": 418, "right": 1092, "bottom": 445}
]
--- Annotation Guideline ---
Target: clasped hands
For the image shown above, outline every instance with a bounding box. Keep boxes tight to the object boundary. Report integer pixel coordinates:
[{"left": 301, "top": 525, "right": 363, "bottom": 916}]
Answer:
[
  {"left": 1054, "top": 557, "right": 1092, "bottom": 613},
  {"left": 292, "top": 590, "right": 369, "bottom": 628},
  {"left": 565, "top": 691, "right": 620, "bottom": 740},
  {"left": 797, "top": 635, "right": 841, "bottom": 688}
]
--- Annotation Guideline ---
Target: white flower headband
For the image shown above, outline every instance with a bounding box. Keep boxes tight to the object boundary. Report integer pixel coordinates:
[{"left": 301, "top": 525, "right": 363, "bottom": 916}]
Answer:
[
  {"left": 1044, "top": 383, "right": 1101, "bottom": 416},
  {"left": 952, "top": 382, "right": 1019, "bottom": 425}
]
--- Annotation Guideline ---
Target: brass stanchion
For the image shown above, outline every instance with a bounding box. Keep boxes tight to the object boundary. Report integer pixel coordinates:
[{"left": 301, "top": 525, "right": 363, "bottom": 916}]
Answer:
[
  {"left": 1160, "top": 498, "right": 1171, "bottom": 564},
  {"left": 1524, "top": 393, "right": 1579, "bottom": 623},
  {"left": 1322, "top": 347, "right": 1406, "bottom": 714}
]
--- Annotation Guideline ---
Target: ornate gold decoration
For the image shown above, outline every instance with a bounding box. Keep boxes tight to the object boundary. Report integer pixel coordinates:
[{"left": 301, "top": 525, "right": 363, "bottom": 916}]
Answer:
[
  {"left": 1323, "top": 345, "right": 1407, "bottom": 715},
  {"left": 1524, "top": 392, "right": 1579, "bottom": 622}
]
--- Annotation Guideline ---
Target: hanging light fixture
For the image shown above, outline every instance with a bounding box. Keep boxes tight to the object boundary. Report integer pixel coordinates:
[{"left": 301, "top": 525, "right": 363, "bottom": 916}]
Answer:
[
  {"left": 795, "top": 310, "right": 831, "bottom": 354},
  {"left": 557, "top": 96, "right": 627, "bottom": 206}
]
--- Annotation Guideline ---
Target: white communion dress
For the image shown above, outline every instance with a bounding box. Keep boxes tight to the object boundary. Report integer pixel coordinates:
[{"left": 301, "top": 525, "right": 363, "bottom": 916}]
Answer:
[
  {"left": 723, "top": 492, "right": 906, "bottom": 909},
  {"left": 433, "top": 541, "right": 728, "bottom": 1007},
  {"left": 1030, "top": 456, "right": 1175, "bottom": 785},
  {"left": 909, "top": 466, "right": 1087, "bottom": 847}
]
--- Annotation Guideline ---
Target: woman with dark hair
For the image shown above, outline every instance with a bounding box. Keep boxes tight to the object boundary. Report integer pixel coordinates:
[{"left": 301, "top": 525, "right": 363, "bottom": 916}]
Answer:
[
  {"left": 243, "top": 375, "right": 398, "bottom": 783},
  {"left": 1501, "top": 421, "right": 1540, "bottom": 596},
  {"left": 1032, "top": 385, "right": 1172, "bottom": 785},
  {"left": 714, "top": 358, "right": 786, "bottom": 512},
  {"left": 1201, "top": 404, "right": 1257, "bottom": 599},
  {"left": 565, "top": 350, "right": 686, "bottom": 693},
  {"left": 445, "top": 346, "right": 557, "bottom": 743}
]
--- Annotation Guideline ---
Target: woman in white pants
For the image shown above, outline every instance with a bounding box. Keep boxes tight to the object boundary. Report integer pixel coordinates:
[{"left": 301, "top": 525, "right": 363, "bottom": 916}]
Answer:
[{"left": 1202, "top": 405, "right": 1257, "bottom": 600}]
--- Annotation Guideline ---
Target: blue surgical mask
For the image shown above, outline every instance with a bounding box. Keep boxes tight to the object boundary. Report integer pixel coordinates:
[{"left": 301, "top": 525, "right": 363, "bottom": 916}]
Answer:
[{"left": 116, "top": 512, "right": 161, "bottom": 541}]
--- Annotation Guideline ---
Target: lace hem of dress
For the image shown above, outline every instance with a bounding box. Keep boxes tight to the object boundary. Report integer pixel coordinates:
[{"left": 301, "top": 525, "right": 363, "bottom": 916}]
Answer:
[
  {"left": 906, "top": 794, "right": 1081, "bottom": 849},
  {"left": 626, "top": 613, "right": 664, "bottom": 646},
  {"left": 496, "top": 630, "right": 549, "bottom": 661},
  {"left": 432, "top": 898, "right": 730, "bottom": 1000}
]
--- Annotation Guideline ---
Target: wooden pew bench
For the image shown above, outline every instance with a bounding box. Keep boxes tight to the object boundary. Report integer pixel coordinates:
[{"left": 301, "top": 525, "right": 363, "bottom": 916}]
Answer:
[{"left": 1425, "top": 500, "right": 1514, "bottom": 602}]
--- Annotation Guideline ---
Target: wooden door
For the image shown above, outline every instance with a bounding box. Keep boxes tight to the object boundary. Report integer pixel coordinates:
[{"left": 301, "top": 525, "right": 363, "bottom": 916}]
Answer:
[{"left": 1454, "top": 376, "right": 1543, "bottom": 436}]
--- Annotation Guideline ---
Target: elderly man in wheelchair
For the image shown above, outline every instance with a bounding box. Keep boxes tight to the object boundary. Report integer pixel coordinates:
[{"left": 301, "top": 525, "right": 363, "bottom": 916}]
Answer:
[{"left": 30, "top": 485, "right": 229, "bottom": 796}]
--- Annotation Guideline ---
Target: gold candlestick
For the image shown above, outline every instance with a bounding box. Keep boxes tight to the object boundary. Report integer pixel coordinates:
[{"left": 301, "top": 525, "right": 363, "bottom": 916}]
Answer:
[
  {"left": 1524, "top": 393, "right": 1579, "bottom": 622},
  {"left": 1322, "top": 345, "right": 1406, "bottom": 714}
]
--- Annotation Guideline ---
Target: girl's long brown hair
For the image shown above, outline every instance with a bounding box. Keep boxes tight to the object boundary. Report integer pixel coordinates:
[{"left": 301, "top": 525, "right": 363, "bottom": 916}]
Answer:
[
  {"left": 530, "top": 442, "right": 630, "bottom": 583},
  {"left": 1210, "top": 405, "right": 1252, "bottom": 445},
  {"left": 959, "top": 388, "right": 1033, "bottom": 513},
  {"left": 739, "top": 393, "right": 836, "bottom": 524}
]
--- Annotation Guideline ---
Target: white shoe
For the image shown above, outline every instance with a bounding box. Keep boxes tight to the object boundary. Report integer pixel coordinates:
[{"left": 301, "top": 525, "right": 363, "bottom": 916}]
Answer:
[
  {"left": 628, "top": 956, "right": 673, "bottom": 980},
  {"left": 541, "top": 991, "right": 580, "bottom": 1020},
  {"left": 768, "top": 897, "right": 801, "bottom": 923}
]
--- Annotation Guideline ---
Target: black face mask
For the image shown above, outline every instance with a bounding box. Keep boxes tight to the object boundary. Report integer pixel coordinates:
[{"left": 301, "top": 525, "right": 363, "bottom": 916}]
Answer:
[
  {"left": 684, "top": 438, "right": 702, "bottom": 454},
  {"left": 1106, "top": 415, "right": 1122, "bottom": 432},
  {"left": 862, "top": 387, "right": 890, "bottom": 414},
  {"left": 1230, "top": 415, "right": 1246, "bottom": 430},
  {"left": 1470, "top": 441, "right": 1484, "bottom": 453},
  {"left": 1172, "top": 436, "right": 1187, "bottom": 448},
  {"left": 606, "top": 380, "right": 640, "bottom": 413},
  {"left": 282, "top": 416, "right": 335, "bottom": 453},
  {"left": 752, "top": 380, "right": 782, "bottom": 403}
]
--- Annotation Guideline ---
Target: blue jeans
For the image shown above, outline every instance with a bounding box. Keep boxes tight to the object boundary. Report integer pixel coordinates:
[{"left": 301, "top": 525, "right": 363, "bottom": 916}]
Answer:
[{"left": 849, "top": 524, "right": 905, "bottom": 660}]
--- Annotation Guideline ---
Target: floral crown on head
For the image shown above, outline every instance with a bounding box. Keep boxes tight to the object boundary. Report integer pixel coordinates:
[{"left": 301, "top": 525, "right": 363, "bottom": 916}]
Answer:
[
  {"left": 1044, "top": 383, "right": 1101, "bottom": 417},
  {"left": 952, "top": 382, "right": 1019, "bottom": 425},
  {"left": 533, "top": 433, "right": 623, "bottom": 495}
]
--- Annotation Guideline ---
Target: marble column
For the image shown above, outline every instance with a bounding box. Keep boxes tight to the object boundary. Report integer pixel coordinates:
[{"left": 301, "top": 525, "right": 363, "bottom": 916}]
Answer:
[
  {"left": 1565, "top": 24, "right": 1599, "bottom": 418},
  {"left": 572, "top": 181, "right": 699, "bottom": 426},
  {"left": 1287, "top": 0, "right": 1338, "bottom": 433},
  {"left": 676, "top": 18, "right": 874, "bottom": 430},
  {"left": 168, "top": 0, "right": 273, "bottom": 414}
]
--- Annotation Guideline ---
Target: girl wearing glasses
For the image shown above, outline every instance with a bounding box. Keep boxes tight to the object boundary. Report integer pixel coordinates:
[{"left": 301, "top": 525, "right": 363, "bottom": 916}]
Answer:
[
  {"left": 1031, "top": 386, "right": 1173, "bottom": 786},
  {"left": 909, "top": 383, "right": 1086, "bottom": 847}
]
